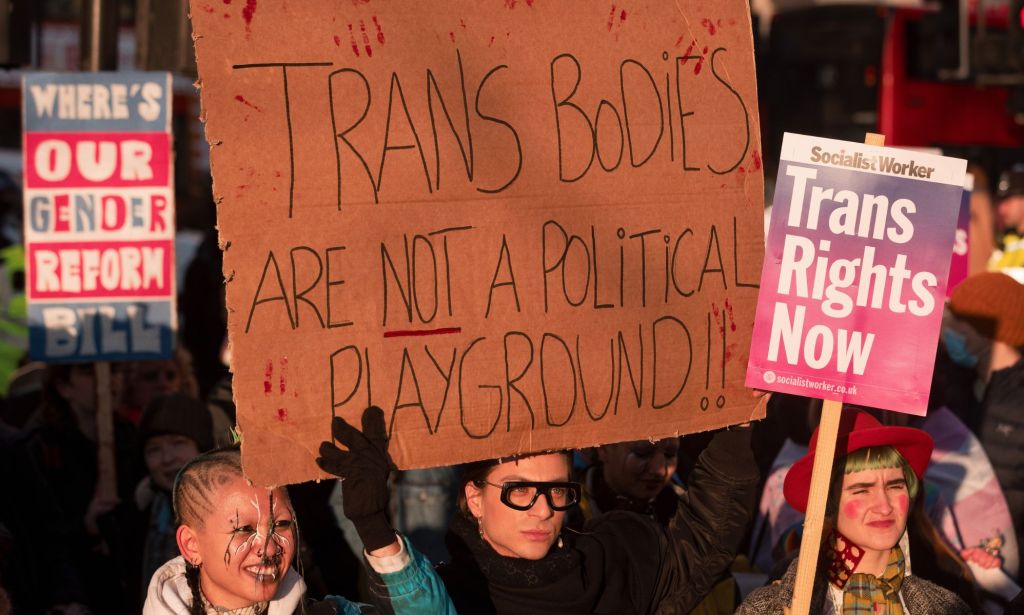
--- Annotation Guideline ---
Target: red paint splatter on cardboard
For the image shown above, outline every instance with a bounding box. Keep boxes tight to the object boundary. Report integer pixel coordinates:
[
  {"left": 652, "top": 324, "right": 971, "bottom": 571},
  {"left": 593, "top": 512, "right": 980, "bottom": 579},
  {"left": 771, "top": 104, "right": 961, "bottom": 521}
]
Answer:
[
  {"left": 701, "top": 18, "right": 716, "bottom": 35},
  {"left": 724, "top": 299, "right": 737, "bottom": 331},
  {"left": 242, "top": 0, "right": 257, "bottom": 29},
  {"left": 620, "top": 9, "right": 627, "bottom": 21},
  {"left": 333, "top": 35, "right": 341, "bottom": 46},
  {"left": 234, "top": 95, "right": 261, "bottom": 111},
  {"left": 348, "top": 24, "right": 360, "bottom": 56},
  {"left": 693, "top": 47, "right": 709, "bottom": 74},
  {"left": 263, "top": 360, "right": 273, "bottom": 394},
  {"left": 372, "top": 16, "right": 385, "bottom": 44},
  {"left": 276, "top": 408, "right": 288, "bottom": 422},
  {"left": 607, "top": 5, "right": 616, "bottom": 31},
  {"left": 279, "top": 357, "right": 288, "bottom": 394},
  {"left": 360, "top": 20, "right": 372, "bottom": 56},
  {"left": 752, "top": 150, "right": 762, "bottom": 171}
]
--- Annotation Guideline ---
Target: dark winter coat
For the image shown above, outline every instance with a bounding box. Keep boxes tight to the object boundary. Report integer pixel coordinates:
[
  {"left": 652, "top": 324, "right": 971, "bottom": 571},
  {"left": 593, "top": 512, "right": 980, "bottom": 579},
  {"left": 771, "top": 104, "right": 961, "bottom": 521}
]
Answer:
[{"left": 976, "top": 358, "right": 1024, "bottom": 555}]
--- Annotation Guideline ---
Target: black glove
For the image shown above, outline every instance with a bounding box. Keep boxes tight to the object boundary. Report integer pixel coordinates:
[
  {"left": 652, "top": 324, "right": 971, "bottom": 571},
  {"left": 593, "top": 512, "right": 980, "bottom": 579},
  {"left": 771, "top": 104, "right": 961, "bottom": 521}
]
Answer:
[{"left": 317, "top": 406, "right": 396, "bottom": 552}]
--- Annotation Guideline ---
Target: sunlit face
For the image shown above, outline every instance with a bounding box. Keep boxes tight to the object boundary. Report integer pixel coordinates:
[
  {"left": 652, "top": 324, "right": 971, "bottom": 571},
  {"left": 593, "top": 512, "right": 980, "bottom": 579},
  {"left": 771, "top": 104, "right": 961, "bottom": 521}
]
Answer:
[
  {"left": 836, "top": 467, "right": 910, "bottom": 560},
  {"left": 598, "top": 437, "right": 679, "bottom": 501},
  {"left": 144, "top": 434, "right": 200, "bottom": 492},
  {"left": 465, "top": 454, "right": 571, "bottom": 560},
  {"left": 178, "top": 477, "right": 295, "bottom": 610}
]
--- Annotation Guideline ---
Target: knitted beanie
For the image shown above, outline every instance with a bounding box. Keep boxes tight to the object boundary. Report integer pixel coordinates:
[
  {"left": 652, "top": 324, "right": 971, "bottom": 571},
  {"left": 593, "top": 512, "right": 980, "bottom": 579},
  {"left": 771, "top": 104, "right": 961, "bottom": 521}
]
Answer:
[
  {"left": 139, "top": 393, "right": 215, "bottom": 453},
  {"left": 949, "top": 272, "right": 1024, "bottom": 347}
]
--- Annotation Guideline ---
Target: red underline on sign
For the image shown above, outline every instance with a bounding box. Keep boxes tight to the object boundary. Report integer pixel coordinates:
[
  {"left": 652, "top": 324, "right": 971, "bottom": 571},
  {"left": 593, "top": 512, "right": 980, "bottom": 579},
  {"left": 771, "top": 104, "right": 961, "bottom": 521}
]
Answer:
[{"left": 383, "top": 327, "right": 462, "bottom": 338}]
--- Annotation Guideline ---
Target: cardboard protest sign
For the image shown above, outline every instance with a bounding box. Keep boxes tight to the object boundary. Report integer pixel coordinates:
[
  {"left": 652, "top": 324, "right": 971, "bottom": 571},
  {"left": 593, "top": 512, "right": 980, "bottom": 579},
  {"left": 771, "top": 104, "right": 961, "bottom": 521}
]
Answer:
[
  {"left": 746, "top": 133, "right": 966, "bottom": 415},
  {"left": 190, "top": 0, "right": 767, "bottom": 486},
  {"left": 22, "top": 72, "right": 176, "bottom": 362}
]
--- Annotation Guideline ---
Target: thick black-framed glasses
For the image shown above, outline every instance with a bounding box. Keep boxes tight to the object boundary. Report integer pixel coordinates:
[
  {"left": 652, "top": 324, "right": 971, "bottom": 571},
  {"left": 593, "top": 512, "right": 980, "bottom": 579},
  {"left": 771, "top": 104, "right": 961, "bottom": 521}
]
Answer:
[{"left": 479, "top": 480, "right": 582, "bottom": 511}]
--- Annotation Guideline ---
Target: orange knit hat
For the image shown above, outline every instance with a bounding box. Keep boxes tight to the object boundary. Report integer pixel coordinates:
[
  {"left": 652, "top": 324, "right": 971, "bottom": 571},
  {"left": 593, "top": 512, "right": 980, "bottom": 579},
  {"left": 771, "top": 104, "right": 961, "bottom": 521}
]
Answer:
[{"left": 949, "top": 272, "right": 1024, "bottom": 347}]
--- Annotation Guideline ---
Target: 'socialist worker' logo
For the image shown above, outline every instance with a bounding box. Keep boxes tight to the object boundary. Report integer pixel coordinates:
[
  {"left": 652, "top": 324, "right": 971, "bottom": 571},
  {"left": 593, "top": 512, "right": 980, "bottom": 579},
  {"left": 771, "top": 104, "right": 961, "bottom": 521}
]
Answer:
[{"left": 763, "top": 371, "right": 777, "bottom": 384}]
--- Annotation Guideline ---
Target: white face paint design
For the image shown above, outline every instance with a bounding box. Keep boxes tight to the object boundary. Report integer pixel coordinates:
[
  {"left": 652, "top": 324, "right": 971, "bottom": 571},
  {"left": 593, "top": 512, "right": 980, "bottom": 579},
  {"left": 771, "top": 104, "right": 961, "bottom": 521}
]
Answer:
[
  {"left": 202, "top": 478, "right": 297, "bottom": 609},
  {"left": 225, "top": 490, "right": 292, "bottom": 565}
]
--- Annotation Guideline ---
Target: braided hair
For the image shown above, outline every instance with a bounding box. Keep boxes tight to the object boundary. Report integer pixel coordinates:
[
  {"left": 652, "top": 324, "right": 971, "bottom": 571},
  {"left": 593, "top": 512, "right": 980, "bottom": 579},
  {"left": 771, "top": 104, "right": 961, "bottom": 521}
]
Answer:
[
  {"left": 184, "top": 559, "right": 205, "bottom": 615},
  {"left": 173, "top": 447, "right": 244, "bottom": 614}
]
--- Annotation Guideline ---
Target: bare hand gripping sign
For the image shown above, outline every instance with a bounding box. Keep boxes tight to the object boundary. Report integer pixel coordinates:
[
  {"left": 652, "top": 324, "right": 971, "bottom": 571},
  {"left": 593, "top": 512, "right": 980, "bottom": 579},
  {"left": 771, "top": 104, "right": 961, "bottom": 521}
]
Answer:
[{"left": 190, "top": 0, "right": 766, "bottom": 486}]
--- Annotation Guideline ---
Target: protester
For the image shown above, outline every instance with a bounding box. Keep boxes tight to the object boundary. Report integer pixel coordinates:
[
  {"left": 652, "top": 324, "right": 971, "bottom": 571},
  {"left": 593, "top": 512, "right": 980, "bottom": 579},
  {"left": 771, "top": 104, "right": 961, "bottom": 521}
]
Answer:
[
  {"left": 137, "top": 393, "right": 217, "bottom": 596},
  {"left": 125, "top": 351, "right": 196, "bottom": 421},
  {"left": 144, "top": 446, "right": 300, "bottom": 613},
  {"left": 23, "top": 363, "right": 142, "bottom": 614},
  {"left": 578, "top": 437, "right": 745, "bottom": 613},
  {"left": 752, "top": 396, "right": 1017, "bottom": 608},
  {"left": 318, "top": 406, "right": 759, "bottom": 614},
  {"left": 125, "top": 348, "right": 234, "bottom": 447},
  {"left": 988, "top": 164, "right": 1024, "bottom": 282},
  {"left": 942, "top": 271, "right": 1024, "bottom": 566},
  {"left": 737, "top": 407, "right": 971, "bottom": 614},
  {"left": 143, "top": 447, "right": 375, "bottom": 614},
  {"left": 581, "top": 437, "right": 682, "bottom": 523}
]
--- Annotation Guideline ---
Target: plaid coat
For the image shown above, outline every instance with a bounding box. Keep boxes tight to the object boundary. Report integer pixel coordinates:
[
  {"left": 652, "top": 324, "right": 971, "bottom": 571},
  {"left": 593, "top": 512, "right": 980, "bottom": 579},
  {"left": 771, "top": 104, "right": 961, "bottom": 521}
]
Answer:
[{"left": 736, "top": 557, "right": 971, "bottom": 615}]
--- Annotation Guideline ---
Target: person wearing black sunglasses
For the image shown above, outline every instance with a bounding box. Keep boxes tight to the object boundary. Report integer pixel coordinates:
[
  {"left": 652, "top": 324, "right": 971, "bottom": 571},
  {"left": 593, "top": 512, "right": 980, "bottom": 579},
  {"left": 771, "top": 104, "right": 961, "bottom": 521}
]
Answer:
[{"left": 318, "top": 406, "right": 760, "bottom": 615}]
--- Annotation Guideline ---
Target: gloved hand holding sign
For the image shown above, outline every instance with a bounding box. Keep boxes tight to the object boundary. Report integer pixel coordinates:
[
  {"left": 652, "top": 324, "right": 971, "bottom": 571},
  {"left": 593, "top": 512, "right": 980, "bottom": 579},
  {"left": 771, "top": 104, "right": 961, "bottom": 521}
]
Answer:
[{"left": 317, "top": 406, "right": 398, "bottom": 554}]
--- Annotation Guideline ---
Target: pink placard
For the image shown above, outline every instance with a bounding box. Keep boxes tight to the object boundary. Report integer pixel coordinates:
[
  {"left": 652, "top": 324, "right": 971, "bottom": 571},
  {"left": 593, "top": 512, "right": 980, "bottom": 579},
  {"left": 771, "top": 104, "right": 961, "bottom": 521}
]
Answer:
[{"left": 745, "top": 134, "right": 966, "bottom": 415}]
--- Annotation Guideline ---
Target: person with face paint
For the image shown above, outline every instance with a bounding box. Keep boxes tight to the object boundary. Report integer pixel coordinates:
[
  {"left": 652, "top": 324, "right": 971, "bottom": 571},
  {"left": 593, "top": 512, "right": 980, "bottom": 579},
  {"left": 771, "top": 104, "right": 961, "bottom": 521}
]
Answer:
[
  {"left": 318, "top": 406, "right": 760, "bottom": 614},
  {"left": 737, "top": 408, "right": 971, "bottom": 614},
  {"left": 143, "top": 447, "right": 371, "bottom": 615}
]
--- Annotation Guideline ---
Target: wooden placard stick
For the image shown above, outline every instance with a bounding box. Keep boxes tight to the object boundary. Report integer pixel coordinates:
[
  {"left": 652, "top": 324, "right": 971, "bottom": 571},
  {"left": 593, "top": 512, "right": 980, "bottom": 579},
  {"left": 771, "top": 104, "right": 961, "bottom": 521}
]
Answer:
[
  {"left": 95, "top": 361, "right": 117, "bottom": 500},
  {"left": 788, "top": 398, "right": 841, "bottom": 614},
  {"left": 788, "top": 132, "right": 885, "bottom": 614},
  {"left": 85, "top": 0, "right": 119, "bottom": 504}
]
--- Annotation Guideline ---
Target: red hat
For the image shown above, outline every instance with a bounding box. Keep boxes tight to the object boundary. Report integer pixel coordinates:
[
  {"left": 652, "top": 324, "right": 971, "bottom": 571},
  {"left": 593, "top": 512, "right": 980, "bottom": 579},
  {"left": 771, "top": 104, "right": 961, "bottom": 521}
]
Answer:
[{"left": 783, "top": 408, "right": 933, "bottom": 513}]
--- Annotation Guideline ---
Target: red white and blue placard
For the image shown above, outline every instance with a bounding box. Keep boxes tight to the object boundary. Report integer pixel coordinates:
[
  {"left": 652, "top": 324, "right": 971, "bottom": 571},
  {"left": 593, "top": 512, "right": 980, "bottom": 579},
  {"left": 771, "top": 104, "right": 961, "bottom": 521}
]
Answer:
[{"left": 23, "top": 72, "right": 176, "bottom": 362}]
